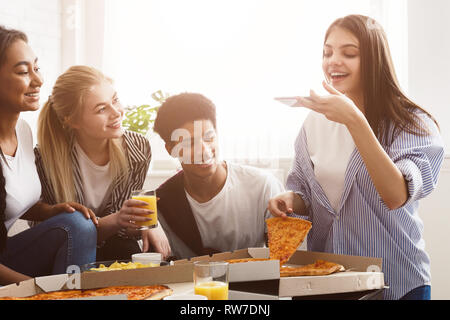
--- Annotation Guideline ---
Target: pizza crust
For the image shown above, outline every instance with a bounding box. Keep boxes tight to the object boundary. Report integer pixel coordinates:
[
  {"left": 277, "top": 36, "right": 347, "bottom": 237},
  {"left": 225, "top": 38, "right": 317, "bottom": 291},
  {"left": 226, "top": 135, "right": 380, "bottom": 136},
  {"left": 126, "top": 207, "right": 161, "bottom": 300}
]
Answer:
[{"left": 144, "top": 288, "right": 173, "bottom": 300}]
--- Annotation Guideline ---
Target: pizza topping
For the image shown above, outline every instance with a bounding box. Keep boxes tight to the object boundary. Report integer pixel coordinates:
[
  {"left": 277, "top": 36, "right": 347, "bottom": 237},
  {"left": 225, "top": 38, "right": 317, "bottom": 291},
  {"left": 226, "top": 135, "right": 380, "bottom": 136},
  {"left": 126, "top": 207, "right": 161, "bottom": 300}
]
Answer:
[
  {"left": 0, "top": 285, "right": 173, "bottom": 300},
  {"left": 225, "top": 258, "right": 276, "bottom": 264},
  {"left": 89, "top": 261, "right": 159, "bottom": 272},
  {"left": 280, "top": 260, "right": 345, "bottom": 277},
  {"left": 266, "top": 217, "right": 312, "bottom": 266}
]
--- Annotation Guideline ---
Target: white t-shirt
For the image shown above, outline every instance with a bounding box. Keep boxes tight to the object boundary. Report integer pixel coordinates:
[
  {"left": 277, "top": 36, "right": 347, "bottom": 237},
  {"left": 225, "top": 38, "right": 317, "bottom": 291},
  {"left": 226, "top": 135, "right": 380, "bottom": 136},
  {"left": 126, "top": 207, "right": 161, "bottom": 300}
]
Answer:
[
  {"left": 303, "top": 111, "right": 355, "bottom": 212},
  {"left": 75, "top": 142, "right": 112, "bottom": 213},
  {"left": 160, "top": 162, "right": 285, "bottom": 258},
  {"left": 3, "top": 119, "right": 41, "bottom": 231}
]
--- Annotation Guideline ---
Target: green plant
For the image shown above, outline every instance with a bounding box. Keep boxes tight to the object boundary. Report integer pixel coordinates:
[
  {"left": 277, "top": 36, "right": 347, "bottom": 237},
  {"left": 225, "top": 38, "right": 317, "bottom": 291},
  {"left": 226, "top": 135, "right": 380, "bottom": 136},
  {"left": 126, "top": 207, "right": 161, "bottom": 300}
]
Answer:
[{"left": 122, "top": 90, "right": 169, "bottom": 136}]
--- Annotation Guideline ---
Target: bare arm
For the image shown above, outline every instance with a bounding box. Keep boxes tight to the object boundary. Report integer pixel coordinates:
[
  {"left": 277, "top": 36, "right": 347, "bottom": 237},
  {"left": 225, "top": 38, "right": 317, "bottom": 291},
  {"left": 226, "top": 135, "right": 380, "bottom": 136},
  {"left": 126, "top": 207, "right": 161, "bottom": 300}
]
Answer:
[
  {"left": 96, "top": 212, "right": 122, "bottom": 243},
  {"left": 298, "top": 82, "right": 408, "bottom": 210},
  {"left": 20, "top": 201, "right": 57, "bottom": 221},
  {"left": 346, "top": 115, "right": 408, "bottom": 209},
  {"left": 0, "top": 263, "right": 31, "bottom": 286},
  {"left": 21, "top": 201, "right": 98, "bottom": 225},
  {"left": 21, "top": 201, "right": 64, "bottom": 221}
]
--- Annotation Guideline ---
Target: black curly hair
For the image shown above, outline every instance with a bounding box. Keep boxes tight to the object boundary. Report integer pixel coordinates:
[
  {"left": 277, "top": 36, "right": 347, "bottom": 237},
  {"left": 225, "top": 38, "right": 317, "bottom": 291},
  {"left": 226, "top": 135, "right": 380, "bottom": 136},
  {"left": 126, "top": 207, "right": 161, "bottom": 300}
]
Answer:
[
  {"left": 0, "top": 25, "right": 28, "bottom": 252},
  {"left": 153, "top": 92, "right": 217, "bottom": 145}
]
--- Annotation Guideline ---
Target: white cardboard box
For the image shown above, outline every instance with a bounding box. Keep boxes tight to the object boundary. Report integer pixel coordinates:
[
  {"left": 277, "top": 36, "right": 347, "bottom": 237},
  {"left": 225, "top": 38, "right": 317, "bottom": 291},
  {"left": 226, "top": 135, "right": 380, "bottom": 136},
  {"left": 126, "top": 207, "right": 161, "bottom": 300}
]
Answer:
[
  {"left": 175, "top": 248, "right": 280, "bottom": 282},
  {"left": 0, "top": 248, "right": 384, "bottom": 299},
  {"left": 0, "top": 263, "right": 194, "bottom": 299},
  {"left": 176, "top": 248, "right": 385, "bottom": 298}
]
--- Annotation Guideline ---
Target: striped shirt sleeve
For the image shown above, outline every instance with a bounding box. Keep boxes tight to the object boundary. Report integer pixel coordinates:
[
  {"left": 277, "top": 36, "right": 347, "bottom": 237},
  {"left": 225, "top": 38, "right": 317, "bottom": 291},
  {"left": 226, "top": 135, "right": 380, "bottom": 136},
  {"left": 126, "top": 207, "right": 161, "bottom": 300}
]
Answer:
[
  {"left": 389, "top": 113, "right": 444, "bottom": 207},
  {"left": 286, "top": 126, "right": 312, "bottom": 216}
]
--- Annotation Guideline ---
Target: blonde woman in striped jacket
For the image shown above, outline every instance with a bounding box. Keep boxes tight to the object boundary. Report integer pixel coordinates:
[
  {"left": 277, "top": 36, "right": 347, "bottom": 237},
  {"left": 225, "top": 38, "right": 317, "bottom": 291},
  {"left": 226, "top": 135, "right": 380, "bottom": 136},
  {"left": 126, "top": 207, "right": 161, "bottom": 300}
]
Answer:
[{"left": 35, "top": 66, "right": 171, "bottom": 261}]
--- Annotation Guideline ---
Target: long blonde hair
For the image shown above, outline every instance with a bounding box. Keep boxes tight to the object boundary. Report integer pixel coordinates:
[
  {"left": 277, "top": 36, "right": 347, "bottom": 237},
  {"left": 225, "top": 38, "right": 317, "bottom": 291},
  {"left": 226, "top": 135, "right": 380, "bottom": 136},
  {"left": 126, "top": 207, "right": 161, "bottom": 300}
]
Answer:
[{"left": 37, "top": 65, "right": 128, "bottom": 203}]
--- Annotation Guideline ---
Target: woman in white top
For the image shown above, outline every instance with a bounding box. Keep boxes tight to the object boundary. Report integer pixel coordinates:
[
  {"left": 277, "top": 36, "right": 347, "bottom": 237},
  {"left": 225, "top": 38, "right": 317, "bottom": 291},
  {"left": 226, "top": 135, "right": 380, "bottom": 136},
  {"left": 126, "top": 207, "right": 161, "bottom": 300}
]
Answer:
[
  {"left": 0, "top": 26, "right": 97, "bottom": 285},
  {"left": 268, "top": 15, "right": 444, "bottom": 300},
  {"left": 35, "top": 65, "right": 171, "bottom": 261}
]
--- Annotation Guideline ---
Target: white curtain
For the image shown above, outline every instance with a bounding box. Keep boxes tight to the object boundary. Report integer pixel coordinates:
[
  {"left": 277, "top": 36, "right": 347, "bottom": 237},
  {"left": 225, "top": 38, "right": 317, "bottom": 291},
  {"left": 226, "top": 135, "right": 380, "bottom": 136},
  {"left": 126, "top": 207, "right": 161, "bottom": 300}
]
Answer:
[{"left": 94, "top": 0, "right": 407, "bottom": 167}]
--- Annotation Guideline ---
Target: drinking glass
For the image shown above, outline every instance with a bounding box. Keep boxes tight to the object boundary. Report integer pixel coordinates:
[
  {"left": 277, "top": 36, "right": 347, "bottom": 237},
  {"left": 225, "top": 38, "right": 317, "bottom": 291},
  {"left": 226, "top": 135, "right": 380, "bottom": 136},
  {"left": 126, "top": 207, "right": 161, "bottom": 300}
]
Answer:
[
  {"left": 193, "top": 261, "right": 229, "bottom": 300},
  {"left": 131, "top": 190, "right": 158, "bottom": 230}
]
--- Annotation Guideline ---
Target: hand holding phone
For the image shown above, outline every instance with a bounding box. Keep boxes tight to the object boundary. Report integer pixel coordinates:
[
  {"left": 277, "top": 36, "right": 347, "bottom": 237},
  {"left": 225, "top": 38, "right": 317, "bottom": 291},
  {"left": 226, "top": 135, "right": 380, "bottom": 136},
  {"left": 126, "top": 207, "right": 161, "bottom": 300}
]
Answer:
[{"left": 274, "top": 96, "right": 311, "bottom": 108}]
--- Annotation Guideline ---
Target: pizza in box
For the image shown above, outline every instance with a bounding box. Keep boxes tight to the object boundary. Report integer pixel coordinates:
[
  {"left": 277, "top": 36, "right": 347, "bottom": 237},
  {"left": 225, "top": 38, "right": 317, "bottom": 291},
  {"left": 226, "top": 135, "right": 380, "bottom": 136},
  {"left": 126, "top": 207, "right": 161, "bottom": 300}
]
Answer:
[
  {"left": 280, "top": 260, "right": 345, "bottom": 277},
  {"left": 266, "top": 217, "right": 344, "bottom": 277},
  {"left": 0, "top": 285, "right": 173, "bottom": 300}
]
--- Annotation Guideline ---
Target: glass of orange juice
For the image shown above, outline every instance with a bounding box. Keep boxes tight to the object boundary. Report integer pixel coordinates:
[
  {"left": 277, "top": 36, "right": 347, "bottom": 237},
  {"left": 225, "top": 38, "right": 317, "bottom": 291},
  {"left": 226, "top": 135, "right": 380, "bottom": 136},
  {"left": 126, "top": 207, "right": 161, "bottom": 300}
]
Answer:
[
  {"left": 194, "top": 261, "right": 229, "bottom": 300},
  {"left": 131, "top": 190, "right": 158, "bottom": 230}
]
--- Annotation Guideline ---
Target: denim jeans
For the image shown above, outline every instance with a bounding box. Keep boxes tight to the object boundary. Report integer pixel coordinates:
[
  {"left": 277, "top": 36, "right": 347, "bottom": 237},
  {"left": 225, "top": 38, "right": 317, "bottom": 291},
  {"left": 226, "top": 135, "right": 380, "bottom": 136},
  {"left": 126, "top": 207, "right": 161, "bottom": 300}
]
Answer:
[
  {"left": 399, "top": 285, "right": 431, "bottom": 300},
  {"left": 0, "top": 211, "right": 97, "bottom": 277}
]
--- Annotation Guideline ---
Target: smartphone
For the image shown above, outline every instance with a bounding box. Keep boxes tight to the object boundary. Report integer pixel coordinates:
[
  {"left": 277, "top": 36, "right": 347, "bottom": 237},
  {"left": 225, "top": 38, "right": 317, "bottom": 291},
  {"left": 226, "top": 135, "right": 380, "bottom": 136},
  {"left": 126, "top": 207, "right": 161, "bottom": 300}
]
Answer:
[{"left": 274, "top": 96, "right": 311, "bottom": 107}]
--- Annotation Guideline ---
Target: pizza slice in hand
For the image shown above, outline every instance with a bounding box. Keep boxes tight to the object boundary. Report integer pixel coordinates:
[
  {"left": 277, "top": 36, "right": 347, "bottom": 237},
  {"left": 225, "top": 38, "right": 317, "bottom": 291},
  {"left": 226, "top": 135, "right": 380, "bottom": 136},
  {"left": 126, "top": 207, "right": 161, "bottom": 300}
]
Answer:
[{"left": 266, "top": 217, "right": 312, "bottom": 266}]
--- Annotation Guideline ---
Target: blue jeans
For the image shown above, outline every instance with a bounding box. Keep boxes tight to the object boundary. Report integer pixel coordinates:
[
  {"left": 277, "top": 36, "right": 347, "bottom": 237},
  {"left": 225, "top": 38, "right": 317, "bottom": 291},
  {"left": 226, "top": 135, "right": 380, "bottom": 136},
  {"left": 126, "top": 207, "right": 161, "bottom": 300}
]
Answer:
[
  {"left": 399, "top": 285, "right": 431, "bottom": 300},
  {"left": 0, "top": 211, "right": 97, "bottom": 277}
]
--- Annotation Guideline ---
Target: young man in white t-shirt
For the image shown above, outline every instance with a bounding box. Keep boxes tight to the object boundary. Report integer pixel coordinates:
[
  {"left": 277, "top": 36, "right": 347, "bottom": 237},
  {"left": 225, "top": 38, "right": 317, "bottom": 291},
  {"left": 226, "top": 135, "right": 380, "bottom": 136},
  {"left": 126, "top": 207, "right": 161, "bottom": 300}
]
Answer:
[{"left": 148, "top": 93, "right": 285, "bottom": 259}]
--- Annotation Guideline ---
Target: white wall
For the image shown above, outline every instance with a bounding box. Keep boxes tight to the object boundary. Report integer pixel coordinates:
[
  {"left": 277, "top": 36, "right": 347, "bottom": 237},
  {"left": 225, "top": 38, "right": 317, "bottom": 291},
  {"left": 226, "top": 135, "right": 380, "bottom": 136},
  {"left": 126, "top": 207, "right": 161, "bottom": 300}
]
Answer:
[
  {"left": 408, "top": 0, "right": 450, "bottom": 300},
  {"left": 408, "top": 0, "right": 450, "bottom": 153},
  {"left": 420, "top": 157, "right": 450, "bottom": 300}
]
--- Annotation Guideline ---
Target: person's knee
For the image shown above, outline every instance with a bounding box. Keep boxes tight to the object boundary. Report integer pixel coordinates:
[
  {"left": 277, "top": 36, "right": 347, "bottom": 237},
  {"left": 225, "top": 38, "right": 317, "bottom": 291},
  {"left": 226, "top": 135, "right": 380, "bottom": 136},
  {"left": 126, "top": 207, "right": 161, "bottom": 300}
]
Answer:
[{"left": 57, "top": 211, "right": 97, "bottom": 244}]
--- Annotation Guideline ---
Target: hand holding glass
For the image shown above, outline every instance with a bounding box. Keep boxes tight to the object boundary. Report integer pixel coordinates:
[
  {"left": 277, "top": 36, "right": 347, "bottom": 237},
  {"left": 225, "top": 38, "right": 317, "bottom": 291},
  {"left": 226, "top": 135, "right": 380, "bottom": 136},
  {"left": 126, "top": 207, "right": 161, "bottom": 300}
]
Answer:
[{"left": 131, "top": 190, "right": 158, "bottom": 230}]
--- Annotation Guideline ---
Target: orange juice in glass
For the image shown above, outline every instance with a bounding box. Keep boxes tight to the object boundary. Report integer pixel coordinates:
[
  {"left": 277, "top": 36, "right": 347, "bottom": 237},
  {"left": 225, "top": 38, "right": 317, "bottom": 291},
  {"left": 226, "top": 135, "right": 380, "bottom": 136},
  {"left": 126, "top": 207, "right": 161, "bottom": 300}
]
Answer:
[
  {"left": 194, "top": 281, "right": 229, "bottom": 300},
  {"left": 194, "top": 261, "right": 229, "bottom": 300},
  {"left": 131, "top": 190, "right": 158, "bottom": 230}
]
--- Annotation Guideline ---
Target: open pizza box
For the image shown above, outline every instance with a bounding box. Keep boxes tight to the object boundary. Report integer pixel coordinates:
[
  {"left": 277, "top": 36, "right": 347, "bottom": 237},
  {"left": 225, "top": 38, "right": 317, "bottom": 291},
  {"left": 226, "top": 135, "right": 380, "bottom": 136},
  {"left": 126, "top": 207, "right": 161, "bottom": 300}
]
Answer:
[
  {"left": 0, "top": 263, "right": 194, "bottom": 300},
  {"left": 174, "top": 247, "right": 280, "bottom": 282},
  {"left": 176, "top": 247, "right": 385, "bottom": 298},
  {"left": 237, "top": 248, "right": 385, "bottom": 298}
]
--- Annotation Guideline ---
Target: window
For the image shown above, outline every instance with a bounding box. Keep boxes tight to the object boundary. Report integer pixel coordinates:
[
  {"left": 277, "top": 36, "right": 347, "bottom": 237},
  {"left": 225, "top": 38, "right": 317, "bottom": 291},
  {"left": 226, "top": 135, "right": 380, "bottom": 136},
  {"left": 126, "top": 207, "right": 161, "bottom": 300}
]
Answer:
[{"left": 100, "top": 0, "right": 408, "bottom": 165}]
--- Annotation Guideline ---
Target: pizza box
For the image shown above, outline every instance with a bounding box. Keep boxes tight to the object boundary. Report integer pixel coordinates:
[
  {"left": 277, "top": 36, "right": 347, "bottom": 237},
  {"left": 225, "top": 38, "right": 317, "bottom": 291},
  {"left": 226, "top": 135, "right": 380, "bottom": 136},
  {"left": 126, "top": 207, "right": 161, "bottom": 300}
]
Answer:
[
  {"left": 0, "top": 263, "right": 194, "bottom": 300},
  {"left": 175, "top": 248, "right": 385, "bottom": 298},
  {"left": 0, "top": 274, "right": 84, "bottom": 299},
  {"left": 79, "top": 262, "right": 193, "bottom": 289},
  {"left": 228, "top": 248, "right": 385, "bottom": 298},
  {"left": 174, "top": 247, "right": 280, "bottom": 282}
]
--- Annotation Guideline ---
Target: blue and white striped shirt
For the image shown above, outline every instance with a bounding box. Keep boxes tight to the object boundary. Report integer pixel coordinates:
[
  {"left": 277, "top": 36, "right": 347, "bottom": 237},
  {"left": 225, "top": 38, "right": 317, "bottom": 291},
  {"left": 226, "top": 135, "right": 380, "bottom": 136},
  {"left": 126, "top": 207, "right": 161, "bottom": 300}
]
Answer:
[{"left": 286, "top": 110, "right": 444, "bottom": 300}]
